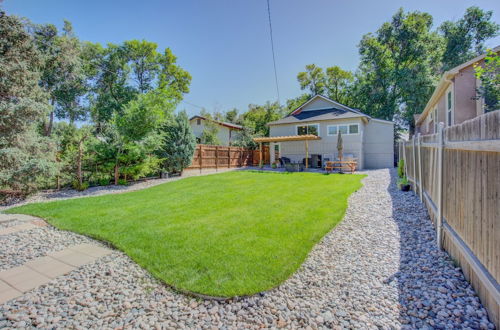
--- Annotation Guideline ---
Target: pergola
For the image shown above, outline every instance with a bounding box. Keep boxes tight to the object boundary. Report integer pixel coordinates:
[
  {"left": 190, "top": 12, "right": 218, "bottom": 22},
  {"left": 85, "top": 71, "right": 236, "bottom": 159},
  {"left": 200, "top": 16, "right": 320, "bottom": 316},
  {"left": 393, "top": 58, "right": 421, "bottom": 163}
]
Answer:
[{"left": 253, "top": 134, "right": 321, "bottom": 169}]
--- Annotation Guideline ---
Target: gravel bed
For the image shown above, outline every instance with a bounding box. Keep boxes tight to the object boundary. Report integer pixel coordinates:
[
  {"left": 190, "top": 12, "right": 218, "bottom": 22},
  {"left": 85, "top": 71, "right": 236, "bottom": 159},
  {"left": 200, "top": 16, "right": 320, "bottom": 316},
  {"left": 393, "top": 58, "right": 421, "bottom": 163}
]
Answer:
[
  {"left": 0, "top": 226, "right": 94, "bottom": 271},
  {"left": 0, "top": 168, "right": 494, "bottom": 328}
]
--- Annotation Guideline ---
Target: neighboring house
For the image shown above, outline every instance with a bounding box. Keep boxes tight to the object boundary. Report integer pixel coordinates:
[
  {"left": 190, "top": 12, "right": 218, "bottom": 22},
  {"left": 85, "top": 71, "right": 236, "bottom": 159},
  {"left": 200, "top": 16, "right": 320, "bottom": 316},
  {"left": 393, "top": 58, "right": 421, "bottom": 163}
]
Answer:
[
  {"left": 415, "top": 46, "right": 500, "bottom": 135},
  {"left": 267, "top": 95, "right": 394, "bottom": 170},
  {"left": 189, "top": 115, "right": 243, "bottom": 146}
]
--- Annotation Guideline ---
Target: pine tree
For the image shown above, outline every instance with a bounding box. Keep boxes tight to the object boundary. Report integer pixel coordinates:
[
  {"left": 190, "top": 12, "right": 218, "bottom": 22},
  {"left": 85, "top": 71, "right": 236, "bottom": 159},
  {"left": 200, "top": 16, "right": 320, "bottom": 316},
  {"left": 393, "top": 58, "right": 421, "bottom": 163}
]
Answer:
[
  {"left": 0, "top": 11, "right": 57, "bottom": 193},
  {"left": 158, "top": 111, "right": 196, "bottom": 174}
]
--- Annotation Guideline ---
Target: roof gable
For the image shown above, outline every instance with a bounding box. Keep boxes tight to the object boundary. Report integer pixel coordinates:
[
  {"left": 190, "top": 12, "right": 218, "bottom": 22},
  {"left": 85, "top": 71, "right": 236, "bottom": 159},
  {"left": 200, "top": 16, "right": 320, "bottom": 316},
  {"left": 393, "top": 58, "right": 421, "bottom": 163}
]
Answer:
[
  {"left": 189, "top": 115, "right": 243, "bottom": 130},
  {"left": 290, "top": 95, "right": 365, "bottom": 116}
]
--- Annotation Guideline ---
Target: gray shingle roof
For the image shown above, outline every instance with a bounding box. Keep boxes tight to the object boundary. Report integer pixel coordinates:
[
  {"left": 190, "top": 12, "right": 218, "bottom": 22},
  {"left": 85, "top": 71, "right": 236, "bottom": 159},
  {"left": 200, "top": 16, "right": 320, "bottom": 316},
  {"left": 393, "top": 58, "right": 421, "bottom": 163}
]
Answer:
[{"left": 268, "top": 108, "right": 367, "bottom": 125}]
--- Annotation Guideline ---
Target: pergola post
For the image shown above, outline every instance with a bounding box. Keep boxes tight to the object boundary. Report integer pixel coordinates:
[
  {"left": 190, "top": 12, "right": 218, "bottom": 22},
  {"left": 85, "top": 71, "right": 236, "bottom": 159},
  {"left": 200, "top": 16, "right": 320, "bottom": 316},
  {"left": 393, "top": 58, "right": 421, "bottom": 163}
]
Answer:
[
  {"left": 305, "top": 140, "right": 309, "bottom": 169},
  {"left": 259, "top": 142, "right": 263, "bottom": 167}
]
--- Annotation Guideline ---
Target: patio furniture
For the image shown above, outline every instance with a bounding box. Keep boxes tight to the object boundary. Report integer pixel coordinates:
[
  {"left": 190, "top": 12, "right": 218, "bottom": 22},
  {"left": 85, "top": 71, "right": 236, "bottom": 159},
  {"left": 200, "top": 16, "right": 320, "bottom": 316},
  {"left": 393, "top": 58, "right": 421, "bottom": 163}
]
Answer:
[
  {"left": 284, "top": 163, "right": 303, "bottom": 172},
  {"left": 325, "top": 160, "right": 358, "bottom": 174},
  {"left": 279, "top": 157, "right": 291, "bottom": 167}
]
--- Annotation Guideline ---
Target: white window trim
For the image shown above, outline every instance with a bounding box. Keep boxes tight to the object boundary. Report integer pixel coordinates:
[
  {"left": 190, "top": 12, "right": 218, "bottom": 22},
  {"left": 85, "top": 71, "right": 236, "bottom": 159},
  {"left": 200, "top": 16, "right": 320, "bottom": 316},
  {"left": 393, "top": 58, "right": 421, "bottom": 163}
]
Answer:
[
  {"left": 446, "top": 86, "right": 454, "bottom": 127},
  {"left": 295, "top": 123, "right": 320, "bottom": 136},
  {"left": 326, "top": 123, "right": 360, "bottom": 136}
]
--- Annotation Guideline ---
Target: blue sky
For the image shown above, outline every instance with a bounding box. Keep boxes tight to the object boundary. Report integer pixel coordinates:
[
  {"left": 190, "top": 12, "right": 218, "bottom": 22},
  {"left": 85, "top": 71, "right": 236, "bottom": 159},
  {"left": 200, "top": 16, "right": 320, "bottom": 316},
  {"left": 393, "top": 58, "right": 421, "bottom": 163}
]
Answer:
[{"left": 4, "top": 0, "right": 500, "bottom": 116}]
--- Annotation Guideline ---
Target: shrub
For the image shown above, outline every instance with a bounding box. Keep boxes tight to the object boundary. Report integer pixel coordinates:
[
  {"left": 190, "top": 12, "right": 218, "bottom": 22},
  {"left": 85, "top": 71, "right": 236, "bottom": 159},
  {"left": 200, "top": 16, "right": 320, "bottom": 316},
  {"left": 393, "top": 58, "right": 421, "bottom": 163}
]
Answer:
[
  {"left": 72, "top": 181, "right": 89, "bottom": 191},
  {"left": 117, "top": 179, "right": 128, "bottom": 186},
  {"left": 98, "top": 178, "right": 109, "bottom": 186},
  {"left": 397, "top": 159, "right": 405, "bottom": 178},
  {"left": 157, "top": 111, "right": 196, "bottom": 174}
]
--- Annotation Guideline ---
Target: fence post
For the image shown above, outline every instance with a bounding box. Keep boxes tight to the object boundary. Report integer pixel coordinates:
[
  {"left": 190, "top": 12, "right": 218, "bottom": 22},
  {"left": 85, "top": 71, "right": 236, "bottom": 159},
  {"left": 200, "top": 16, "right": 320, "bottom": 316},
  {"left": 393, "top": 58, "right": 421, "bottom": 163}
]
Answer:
[
  {"left": 228, "top": 147, "right": 231, "bottom": 168},
  {"left": 403, "top": 141, "right": 408, "bottom": 178},
  {"left": 412, "top": 136, "right": 416, "bottom": 191},
  {"left": 436, "top": 122, "right": 445, "bottom": 250},
  {"left": 199, "top": 145, "right": 203, "bottom": 174},
  {"left": 417, "top": 133, "right": 423, "bottom": 201},
  {"left": 215, "top": 146, "right": 219, "bottom": 172}
]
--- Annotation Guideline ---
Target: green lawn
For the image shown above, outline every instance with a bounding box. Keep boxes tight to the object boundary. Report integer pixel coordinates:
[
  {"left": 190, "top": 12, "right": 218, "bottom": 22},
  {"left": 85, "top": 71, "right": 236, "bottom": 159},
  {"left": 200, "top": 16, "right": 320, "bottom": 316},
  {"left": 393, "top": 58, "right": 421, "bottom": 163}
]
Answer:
[{"left": 6, "top": 171, "right": 365, "bottom": 297}]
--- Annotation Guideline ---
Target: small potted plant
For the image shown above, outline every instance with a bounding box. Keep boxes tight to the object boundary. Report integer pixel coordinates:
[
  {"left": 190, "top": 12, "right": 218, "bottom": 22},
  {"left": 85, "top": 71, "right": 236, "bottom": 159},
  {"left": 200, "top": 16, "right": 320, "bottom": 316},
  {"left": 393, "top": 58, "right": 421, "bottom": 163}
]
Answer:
[
  {"left": 399, "top": 176, "right": 411, "bottom": 191},
  {"left": 271, "top": 162, "right": 277, "bottom": 169}
]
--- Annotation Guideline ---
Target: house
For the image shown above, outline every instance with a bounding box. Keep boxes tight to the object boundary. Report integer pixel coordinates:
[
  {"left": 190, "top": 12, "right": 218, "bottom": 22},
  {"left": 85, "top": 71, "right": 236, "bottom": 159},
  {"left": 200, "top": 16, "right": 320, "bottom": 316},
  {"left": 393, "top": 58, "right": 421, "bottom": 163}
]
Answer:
[
  {"left": 415, "top": 46, "right": 499, "bottom": 135},
  {"left": 267, "top": 95, "right": 394, "bottom": 170},
  {"left": 189, "top": 115, "right": 243, "bottom": 146}
]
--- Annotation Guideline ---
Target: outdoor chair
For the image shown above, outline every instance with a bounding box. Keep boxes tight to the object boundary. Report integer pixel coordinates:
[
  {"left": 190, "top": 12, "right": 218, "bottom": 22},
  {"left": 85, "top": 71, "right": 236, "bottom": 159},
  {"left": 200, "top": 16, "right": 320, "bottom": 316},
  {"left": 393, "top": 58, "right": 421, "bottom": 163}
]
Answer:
[{"left": 279, "top": 157, "right": 291, "bottom": 167}]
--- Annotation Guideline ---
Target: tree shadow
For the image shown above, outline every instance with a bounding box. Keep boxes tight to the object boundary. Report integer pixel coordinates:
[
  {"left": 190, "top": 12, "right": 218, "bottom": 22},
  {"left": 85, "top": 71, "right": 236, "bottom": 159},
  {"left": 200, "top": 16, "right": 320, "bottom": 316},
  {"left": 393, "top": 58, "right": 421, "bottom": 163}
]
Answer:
[{"left": 386, "top": 169, "right": 489, "bottom": 328}]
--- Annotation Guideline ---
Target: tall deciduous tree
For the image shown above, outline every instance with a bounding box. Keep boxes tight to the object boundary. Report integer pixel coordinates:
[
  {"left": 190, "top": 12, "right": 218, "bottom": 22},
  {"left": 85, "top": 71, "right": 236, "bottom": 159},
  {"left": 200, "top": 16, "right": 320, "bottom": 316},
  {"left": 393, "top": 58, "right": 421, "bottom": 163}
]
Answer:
[
  {"left": 354, "top": 8, "right": 443, "bottom": 132},
  {"left": 33, "top": 21, "right": 87, "bottom": 135},
  {"left": 325, "top": 66, "right": 354, "bottom": 106},
  {"left": 440, "top": 7, "right": 499, "bottom": 71},
  {"left": 475, "top": 49, "right": 500, "bottom": 112},
  {"left": 0, "top": 11, "right": 57, "bottom": 193},
  {"left": 297, "top": 64, "right": 326, "bottom": 96}
]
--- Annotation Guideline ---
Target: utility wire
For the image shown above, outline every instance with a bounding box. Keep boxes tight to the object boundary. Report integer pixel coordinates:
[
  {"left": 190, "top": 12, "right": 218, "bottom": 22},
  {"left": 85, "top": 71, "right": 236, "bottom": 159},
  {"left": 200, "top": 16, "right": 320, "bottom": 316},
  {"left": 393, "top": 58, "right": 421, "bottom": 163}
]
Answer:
[
  {"left": 182, "top": 100, "right": 204, "bottom": 109},
  {"left": 266, "top": 0, "right": 280, "bottom": 104}
]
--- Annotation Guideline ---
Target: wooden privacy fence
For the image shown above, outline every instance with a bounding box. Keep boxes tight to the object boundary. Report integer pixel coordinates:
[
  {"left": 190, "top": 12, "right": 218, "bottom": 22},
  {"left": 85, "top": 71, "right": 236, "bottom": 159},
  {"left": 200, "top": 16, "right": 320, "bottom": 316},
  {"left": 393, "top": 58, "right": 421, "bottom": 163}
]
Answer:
[
  {"left": 186, "top": 144, "right": 269, "bottom": 170},
  {"left": 399, "top": 110, "right": 500, "bottom": 326}
]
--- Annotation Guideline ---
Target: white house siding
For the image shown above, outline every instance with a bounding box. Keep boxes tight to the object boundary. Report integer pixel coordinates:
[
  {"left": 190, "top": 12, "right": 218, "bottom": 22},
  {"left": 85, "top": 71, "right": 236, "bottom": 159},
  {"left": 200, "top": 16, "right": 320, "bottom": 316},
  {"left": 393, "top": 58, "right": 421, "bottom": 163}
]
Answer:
[
  {"left": 362, "top": 119, "right": 394, "bottom": 168},
  {"left": 189, "top": 119, "right": 236, "bottom": 146},
  {"left": 269, "top": 118, "right": 365, "bottom": 169}
]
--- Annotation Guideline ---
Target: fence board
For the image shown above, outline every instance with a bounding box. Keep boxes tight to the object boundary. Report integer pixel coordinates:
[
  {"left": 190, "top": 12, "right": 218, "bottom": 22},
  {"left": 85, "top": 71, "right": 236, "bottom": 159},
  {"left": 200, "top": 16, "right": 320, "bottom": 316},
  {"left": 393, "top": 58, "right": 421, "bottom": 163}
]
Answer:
[
  {"left": 400, "top": 110, "right": 500, "bottom": 327},
  {"left": 186, "top": 144, "right": 269, "bottom": 170}
]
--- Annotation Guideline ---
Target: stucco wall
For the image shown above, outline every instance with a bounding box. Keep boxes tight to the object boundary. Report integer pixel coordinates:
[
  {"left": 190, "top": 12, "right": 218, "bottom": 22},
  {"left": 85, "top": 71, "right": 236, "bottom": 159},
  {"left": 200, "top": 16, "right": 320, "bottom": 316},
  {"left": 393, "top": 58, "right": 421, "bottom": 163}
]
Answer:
[{"left": 362, "top": 120, "right": 394, "bottom": 169}]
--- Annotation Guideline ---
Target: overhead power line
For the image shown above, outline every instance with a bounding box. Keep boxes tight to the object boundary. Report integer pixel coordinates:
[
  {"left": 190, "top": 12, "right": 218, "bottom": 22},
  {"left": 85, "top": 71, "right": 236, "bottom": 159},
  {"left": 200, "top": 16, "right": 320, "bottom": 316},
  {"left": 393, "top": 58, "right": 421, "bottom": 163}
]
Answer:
[
  {"left": 266, "top": 0, "right": 280, "bottom": 104},
  {"left": 182, "top": 100, "right": 204, "bottom": 109}
]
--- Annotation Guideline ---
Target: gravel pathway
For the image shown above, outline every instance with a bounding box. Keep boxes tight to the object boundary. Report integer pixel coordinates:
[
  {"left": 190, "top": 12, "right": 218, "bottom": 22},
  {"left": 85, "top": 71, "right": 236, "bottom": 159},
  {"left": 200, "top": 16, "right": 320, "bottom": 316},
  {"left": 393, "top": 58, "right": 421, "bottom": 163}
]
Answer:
[{"left": 0, "top": 168, "right": 494, "bottom": 329}]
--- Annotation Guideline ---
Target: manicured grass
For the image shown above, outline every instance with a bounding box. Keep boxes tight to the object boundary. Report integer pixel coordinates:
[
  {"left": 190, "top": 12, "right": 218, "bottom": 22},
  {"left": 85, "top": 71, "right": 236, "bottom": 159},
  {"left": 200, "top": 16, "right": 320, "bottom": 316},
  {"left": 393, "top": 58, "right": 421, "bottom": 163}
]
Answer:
[{"left": 7, "top": 171, "right": 365, "bottom": 297}]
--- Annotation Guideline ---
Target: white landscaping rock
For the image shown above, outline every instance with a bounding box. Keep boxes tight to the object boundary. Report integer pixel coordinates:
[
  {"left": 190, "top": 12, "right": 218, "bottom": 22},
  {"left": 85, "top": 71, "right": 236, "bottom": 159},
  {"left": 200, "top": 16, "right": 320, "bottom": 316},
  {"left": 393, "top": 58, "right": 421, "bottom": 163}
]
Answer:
[{"left": 0, "top": 169, "right": 494, "bottom": 329}]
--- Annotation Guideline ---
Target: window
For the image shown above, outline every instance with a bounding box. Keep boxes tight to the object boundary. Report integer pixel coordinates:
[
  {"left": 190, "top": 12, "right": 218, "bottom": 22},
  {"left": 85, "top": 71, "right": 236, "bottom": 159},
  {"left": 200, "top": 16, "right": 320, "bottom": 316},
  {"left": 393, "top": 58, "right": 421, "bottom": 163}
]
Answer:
[
  {"left": 433, "top": 107, "right": 438, "bottom": 133},
  {"left": 196, "top": 118, "right": 201, "bottom": 125},
  {"left": 447, "top": 90, "right": 453, "bottom": 126},
  {"left": 328, "top": 126, "right": 337, "bottom": 135},
  {"left": 327, "top": 123, "right": 359, "bottom": 136},
  {"left": 296, "top": 124, "right": 319, "bottom": 136}
]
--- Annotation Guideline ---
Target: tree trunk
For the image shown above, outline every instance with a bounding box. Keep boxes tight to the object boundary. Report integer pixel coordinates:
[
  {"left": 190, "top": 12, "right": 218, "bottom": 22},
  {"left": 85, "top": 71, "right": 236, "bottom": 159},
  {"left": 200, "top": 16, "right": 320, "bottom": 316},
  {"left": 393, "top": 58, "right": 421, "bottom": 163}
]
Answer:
[
  {"left": 114, "top": 163, "right": 119, "bottom": 185},
  {"left": 44, "top": 111, "right": 54, "bottom": 136},
  {"left": 77, "top": 140, "right": 83, "bottom": 186}
]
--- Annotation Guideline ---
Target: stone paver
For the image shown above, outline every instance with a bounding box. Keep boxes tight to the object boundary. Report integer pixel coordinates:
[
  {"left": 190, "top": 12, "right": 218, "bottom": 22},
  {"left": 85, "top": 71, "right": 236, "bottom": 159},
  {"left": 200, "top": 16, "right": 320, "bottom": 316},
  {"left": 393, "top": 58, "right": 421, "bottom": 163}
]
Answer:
[
  {"left": 48, "top": 248, "right": 97, "bottom": 267},
  {"left": 0, "top": 243, "right": 112, "bottom": 305},
  {"left": 0, "top": 266, "right": 51, "bottom": 293},
  {"left": 0, "top": 280, "right": 22, "bottom": 305},
  {"left": 0, "top": 223, "right": 37, "bottom": 235},
  {"left": 0, "top": 214, "right": 17, "bottom": 223},
  {"left": 25, "top": 256, "right": 75, "bottom": 279},
  {"left": 68, "top": 243, "right": 113, "bottom": 258}
]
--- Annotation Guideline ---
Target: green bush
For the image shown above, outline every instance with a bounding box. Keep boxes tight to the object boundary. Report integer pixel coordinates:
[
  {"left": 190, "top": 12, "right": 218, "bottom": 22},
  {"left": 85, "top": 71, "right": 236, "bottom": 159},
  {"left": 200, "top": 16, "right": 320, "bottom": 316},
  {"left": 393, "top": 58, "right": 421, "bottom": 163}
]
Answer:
[
  {"left": 117, "top": 179, "right": 128, "bottom": 186},
  {"left": 397, "top": 159, "right": 405, "bottom": 178},
  {"left": 98, "top": 178, "right": 109, "bottom": 186},
  {"left": 72, "top": 181, "right": 89, "bottom": 191},
  {"left": 399, "top": 176, "right": 409, "bottom": 185}
]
